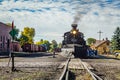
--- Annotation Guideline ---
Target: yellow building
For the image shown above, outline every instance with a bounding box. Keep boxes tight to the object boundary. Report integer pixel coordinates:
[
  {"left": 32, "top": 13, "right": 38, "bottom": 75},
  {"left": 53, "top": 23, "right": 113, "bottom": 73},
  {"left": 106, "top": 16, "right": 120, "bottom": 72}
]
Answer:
[{"left": 91, "top": 39, "right": 110, "bottom": 54}]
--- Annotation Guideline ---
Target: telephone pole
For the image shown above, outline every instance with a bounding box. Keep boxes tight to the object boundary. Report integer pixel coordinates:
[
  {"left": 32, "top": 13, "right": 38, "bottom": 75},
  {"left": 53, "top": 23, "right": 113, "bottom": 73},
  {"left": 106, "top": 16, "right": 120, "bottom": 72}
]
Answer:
[{"left": 97, "top": 30, "right": 103, "bottom": 40}]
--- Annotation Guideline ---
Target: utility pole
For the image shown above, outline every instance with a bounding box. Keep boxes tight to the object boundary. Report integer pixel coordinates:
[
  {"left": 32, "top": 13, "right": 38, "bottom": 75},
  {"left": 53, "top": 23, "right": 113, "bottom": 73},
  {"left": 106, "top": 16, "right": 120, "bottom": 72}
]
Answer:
[
  {"left": 11, "top": 52, "right": 15, "bottom": 71},
  {"left": 97, "top": 30, "right": 103, "bottom": 40},
  {"left": 11, "top": 21, "right": 15, "bottom": 72},
  {"left": 9, "top": 21, "right": 15, "bottom": 71}
]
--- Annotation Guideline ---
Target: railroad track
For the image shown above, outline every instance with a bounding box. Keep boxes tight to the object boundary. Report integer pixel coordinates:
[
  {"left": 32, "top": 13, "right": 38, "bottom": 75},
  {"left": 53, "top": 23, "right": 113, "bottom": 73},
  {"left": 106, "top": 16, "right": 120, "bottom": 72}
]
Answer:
[
  {"left": 59, "top": 52, "right": 72, "bottom": 80},
  {"left": 81, "top": 60, "right": 103, "bottom": 80},
  {"left": 82, "top": 58, "right": 120, "bottom": 80},
  {"left": 59, "top": 54, "right": 103, "bottom": 80}
]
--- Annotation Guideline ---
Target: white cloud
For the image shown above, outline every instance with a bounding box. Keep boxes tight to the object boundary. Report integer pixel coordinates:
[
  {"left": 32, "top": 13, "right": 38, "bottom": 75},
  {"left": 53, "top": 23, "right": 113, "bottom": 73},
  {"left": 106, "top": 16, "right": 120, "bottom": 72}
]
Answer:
[
  {"left": 0, "top": 0, "right": 120, "bottom": 43},
  {"left": 78, "top": 3, "right": 120, "bottom": 40}
]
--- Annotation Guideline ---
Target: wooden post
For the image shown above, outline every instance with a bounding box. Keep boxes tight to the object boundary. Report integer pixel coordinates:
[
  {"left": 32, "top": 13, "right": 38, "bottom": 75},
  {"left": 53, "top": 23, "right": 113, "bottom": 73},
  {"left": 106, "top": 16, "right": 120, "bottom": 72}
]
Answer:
[
  {"left": 11, "top": 52, "right": 14, "bottom": 71},
  {"left": 53, "top": 51, "right": 55, "bottom": 58}
]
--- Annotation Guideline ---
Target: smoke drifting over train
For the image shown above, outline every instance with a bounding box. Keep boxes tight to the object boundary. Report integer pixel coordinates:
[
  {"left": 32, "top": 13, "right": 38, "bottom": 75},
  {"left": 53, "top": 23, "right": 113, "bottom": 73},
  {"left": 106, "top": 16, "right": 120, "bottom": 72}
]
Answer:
[{"left": 73, "top": 12, "right": 81, "bottom": 24}]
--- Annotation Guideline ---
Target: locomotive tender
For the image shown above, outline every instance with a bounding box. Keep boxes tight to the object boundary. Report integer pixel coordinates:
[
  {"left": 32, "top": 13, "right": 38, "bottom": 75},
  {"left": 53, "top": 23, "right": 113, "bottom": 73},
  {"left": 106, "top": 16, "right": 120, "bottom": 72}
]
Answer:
[{"left": 62, "top": 24, "right": 87, "bottom": 58}]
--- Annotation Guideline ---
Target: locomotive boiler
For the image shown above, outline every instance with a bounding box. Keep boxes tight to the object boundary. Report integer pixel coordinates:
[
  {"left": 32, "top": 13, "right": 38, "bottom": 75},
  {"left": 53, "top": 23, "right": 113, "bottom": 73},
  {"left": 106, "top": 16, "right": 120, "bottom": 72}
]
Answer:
[{"left": 62, "top": 24, "right": 87, "bottom": 58}]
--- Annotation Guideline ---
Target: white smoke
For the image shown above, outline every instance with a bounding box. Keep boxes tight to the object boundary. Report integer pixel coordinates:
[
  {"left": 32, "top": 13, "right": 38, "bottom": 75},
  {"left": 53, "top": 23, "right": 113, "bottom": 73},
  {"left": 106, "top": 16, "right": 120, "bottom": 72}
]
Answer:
[{"left": 73, "top": 12, "right": 81, "bottom": 24}]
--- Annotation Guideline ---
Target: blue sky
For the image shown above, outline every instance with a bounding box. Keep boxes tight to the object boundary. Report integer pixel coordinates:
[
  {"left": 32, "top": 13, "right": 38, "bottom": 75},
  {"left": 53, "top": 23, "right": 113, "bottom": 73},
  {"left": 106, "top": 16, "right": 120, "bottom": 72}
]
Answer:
[{"left": 0, "top": 0, "right": 120, "bottom": 43}]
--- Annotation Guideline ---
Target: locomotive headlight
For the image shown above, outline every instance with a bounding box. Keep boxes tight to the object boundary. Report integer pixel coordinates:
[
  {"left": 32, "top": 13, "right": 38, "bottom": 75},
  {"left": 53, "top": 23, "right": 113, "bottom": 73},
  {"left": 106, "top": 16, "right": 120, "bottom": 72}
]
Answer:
[{"left": 72, "top": 30, "right": 77, "bottom": 35}]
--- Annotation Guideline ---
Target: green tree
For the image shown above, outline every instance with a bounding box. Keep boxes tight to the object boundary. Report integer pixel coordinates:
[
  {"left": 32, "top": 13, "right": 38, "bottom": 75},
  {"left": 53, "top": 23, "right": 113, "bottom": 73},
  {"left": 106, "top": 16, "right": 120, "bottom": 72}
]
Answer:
[
  {"left": 111, "top": 27, "right": 120, "bottom": 50},
  {"left": 51, "top": 40, "right": 57, "bottom": 48},
  {"left": 36, "top": 39, "right": 50, "bottom": 50},
  {"left": 58, "top": 43, "right": 62, "bottom": 48},
  {"left": 19, "top": 33, "right": 29, "bottom": 46},
  {"left": 43, "top": 40, "right": 50, "bottom": 50},
  {"left": 49, "top": 40, "right": 58, "bottom": 52},
  {"left": 36, "top": 39, "right": 44, "bottom": 45},
  {"left": 87, "top": 38, "right": 96, "bottom": 45}
]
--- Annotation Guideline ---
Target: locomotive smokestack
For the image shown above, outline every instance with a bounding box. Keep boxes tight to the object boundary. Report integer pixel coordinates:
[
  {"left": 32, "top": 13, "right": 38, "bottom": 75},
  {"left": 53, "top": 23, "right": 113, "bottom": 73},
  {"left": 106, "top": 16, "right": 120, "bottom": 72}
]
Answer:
[{"left": 71, "top": 24, "right": 77, "bottom": 29}]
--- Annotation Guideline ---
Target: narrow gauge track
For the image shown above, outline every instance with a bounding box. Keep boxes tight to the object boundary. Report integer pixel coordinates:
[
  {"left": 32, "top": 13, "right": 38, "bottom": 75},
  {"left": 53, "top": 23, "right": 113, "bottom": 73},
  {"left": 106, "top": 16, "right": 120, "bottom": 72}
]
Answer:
[
  {"left": 82, "top": 58, "right": 120, "bottom": 80},
  {"left": 81, "top": 59, "right": 103, "bottom": 80},
  {"left": 59, "top": 53, "right": 103, "bottom": 80}
]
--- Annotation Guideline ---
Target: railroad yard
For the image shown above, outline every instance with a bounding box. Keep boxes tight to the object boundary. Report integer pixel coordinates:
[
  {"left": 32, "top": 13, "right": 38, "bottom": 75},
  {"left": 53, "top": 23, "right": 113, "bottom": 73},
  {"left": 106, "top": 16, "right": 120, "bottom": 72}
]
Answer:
[
  {"left": 1, "top": 0, "right": 120, "bottom": 80},
  {"left": 0, "top": 52, "right": 67, "bottom": 80},
  {"left": 82, "top": 57, "right": 120, "bottom": 80},
  {"left": 0, "top": 52, "right": 120, "bottom": 80},
  {"left": 69, "top": 55, "right": 120, "bottom": 80}
]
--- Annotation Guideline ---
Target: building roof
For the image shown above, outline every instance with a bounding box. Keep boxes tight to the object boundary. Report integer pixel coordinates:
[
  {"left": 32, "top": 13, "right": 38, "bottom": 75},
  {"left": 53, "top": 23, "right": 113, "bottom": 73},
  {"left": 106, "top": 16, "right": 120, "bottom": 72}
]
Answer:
[
  {"left": 0, "top": 22, "right": 12, "bottom": 37},
  {"left": 0, "top": 22, "right": 11, "bottom": 28},
  {"left": 93, "top": 40, "right": 110, "bottom": 48}
]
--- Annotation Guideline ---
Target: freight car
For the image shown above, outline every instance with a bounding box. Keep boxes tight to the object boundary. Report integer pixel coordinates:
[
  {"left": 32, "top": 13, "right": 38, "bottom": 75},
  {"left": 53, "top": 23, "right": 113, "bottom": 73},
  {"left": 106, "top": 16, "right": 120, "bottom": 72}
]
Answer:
[
  {"left": 22, "top": 43, "right": 46, "bottom": 52},
  {"left": 62, "top": 24, "right": 88, "bottom": 58},
  {"left": 10, "top": 41, "right": 21, "bottom": 52}
]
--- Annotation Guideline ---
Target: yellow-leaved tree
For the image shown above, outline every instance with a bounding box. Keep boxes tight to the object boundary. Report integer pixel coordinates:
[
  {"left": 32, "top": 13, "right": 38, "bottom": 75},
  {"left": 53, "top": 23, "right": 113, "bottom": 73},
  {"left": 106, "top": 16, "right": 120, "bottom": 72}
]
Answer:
[{"left": 19, "top": 27, "right": 35, "bottom": 46}]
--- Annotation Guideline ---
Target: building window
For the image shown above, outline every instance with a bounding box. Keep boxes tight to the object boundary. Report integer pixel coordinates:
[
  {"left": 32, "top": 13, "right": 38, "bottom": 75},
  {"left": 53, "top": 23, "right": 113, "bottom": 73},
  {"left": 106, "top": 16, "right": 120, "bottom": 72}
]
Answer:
[
  {"left": 3, "top": 36, "right": 5, "bottom": 48},
  {"left": 6, "top": 36, "right": 8, "bottom": 42},
  {"left": 0, "top": 43, "right": 2, "bottom": 48},
  {"left": 0, "top": 36, "right": 2, "bottom": 42}
]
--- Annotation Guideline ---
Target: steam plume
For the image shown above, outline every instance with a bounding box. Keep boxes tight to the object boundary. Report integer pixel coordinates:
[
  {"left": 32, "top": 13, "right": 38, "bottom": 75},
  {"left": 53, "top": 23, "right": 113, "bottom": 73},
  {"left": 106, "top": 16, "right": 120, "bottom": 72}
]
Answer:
[{"left": 73, "top": 12, "right": 81, "bottom": 24}]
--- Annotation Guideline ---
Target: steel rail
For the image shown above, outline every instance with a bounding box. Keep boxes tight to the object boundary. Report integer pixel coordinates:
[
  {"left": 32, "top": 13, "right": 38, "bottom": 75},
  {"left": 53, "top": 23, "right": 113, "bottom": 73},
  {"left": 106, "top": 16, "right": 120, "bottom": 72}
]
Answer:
[
  {"left": 59, "top": 52, "right": 72, "bottom": 80},
  {"left": 59, "top": 51, "right": 102, "bottom": 80},
  {"left": 65, "top": 69, "right": 69, "bottom": 80},
  {"left": 92, "top": 72, "right": 103, "bottom": 80},
  {"left": 81, "top": 60, "right": 103, "bottom": 80}
]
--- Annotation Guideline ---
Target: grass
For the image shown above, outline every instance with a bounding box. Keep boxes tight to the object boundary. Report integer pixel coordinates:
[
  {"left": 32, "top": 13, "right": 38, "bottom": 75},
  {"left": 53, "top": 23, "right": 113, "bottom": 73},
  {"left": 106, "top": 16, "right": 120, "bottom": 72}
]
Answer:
[
  {"left": 116, "top": 73, "right": 120, "bottom": 79},
  {"left": 116, "top": 55, "right": 120, "bottom": 59},
  {"left": 13, "top": 72, "right": 48, "bottom": 80},
  {"left": 0, "top": 68, "right": 56, "bottom": 80},
  {"left": 70, "top": 69, "right": 93, "bottom": 80}
]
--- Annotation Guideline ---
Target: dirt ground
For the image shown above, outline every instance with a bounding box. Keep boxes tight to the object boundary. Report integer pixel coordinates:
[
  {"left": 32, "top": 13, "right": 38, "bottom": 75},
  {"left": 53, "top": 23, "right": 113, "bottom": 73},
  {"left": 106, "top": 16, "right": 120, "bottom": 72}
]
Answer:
[
  {"left": 69, "top": 69, "right": 93, "bottom": 80},
  {"left": 0, "top": 52, "right": 67, "bottom": 80},
  {"left": 0, "top": 66, "right": 63, "bottom": 80},
  {"left": 2, "top": 53, "right": 120, "bottom": 80},
  {"left": 82, "top": 55, "right": 120, "bottom": 80}
]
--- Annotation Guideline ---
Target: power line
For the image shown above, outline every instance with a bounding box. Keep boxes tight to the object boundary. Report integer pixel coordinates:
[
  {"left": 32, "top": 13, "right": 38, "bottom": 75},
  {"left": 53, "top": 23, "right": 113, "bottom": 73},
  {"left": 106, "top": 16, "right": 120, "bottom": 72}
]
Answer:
[{"left": 97, "top": 30, "right": 103, "bottom": 40}]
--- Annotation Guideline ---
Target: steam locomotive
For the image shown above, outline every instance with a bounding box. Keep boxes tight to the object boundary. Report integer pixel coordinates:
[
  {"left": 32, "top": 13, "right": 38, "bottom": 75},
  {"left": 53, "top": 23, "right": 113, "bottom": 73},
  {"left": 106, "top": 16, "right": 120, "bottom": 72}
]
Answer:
[{"left": 62, "top": 24, "right": 88, "bottom": 58}]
